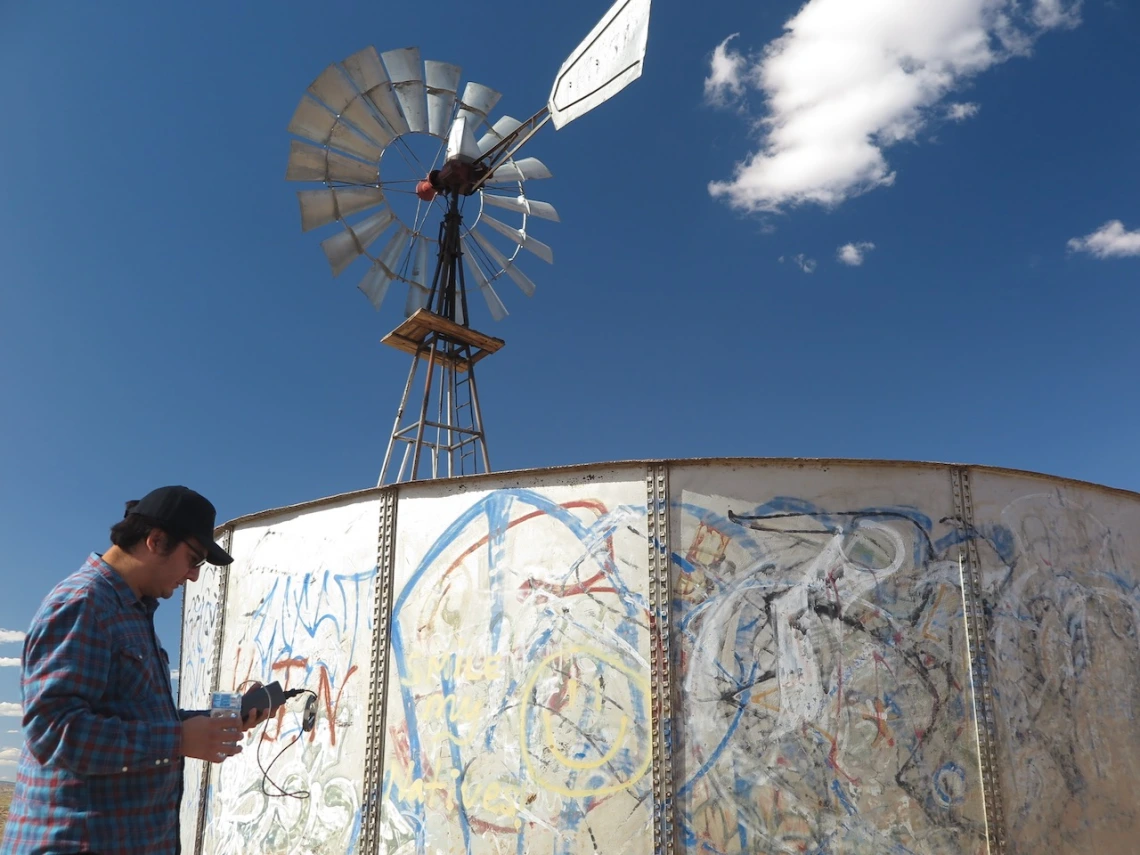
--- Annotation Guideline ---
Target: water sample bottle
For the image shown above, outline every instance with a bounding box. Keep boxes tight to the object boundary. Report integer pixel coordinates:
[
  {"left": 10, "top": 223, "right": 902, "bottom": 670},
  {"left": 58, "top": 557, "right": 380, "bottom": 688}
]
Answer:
[{"left": 210, "top": 690, "right": 242, "bottom": 719}]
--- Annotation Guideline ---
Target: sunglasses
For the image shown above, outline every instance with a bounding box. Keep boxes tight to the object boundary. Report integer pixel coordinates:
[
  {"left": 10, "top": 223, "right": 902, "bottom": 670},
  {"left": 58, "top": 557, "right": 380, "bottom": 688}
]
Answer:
[{"left": 185, "top": 541, "right": 208, "bottom": 569}]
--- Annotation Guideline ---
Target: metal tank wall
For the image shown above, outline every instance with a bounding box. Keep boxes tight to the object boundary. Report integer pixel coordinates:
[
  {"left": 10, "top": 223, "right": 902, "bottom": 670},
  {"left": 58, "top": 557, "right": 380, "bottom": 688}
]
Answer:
[{"left": 179, "top": 459, "right": 1140, "bottom": 855}]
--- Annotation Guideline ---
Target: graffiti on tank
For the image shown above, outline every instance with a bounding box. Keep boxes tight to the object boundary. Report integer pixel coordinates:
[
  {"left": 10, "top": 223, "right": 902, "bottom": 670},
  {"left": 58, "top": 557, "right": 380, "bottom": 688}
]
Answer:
[
  {"left": 381, "top": 489, "right": 653, "bottom": 855},
  {"left": 674, "top": 496, "right": 992, "bottom": 855},
  {"left": 209, "top": 565, "right": 376, "bottom": 855},
  {"left": 179, "top": 571, "right": 223, "bottom": 854},
  {"left": 987, "top": 493, "right": 1140, "bottom": 852},
  {"left": 181, "top": 579, "right": 221, "bottom": 707}
]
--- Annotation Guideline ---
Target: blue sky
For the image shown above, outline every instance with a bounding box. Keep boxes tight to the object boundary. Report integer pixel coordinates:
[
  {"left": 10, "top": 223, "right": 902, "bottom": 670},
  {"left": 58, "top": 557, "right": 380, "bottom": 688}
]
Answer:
[{"left": 0, "top": 0, "right": 1137, "bottom": 775}]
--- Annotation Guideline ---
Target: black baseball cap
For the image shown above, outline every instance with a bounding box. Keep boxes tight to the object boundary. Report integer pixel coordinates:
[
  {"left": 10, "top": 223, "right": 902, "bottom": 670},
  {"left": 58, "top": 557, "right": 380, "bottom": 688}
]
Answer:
[{"left": 127, "top": 486, "right": 234, "bottom": 566}]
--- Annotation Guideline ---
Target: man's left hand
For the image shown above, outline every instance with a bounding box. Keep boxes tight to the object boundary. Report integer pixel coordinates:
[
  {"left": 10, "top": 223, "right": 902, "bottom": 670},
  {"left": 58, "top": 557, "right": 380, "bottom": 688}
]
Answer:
[{"left": 239, "top": 682, "right": 275, "bottom": 732}]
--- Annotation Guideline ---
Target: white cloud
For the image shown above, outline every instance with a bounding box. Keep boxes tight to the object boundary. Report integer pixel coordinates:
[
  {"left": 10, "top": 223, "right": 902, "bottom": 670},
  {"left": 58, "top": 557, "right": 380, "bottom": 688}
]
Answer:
[
  {"left": 1067, "top": 220, "right": 1140, "bottom": 258},
  {"left": 1031, "top": 0, "right": 1081, "bottom": 28},
  {"left": 5, "top": 730, "right": 17, "bottom": 734},
  {"left": 0, "top": 630, "right": 25, "bottom": 644},
  {"left": 838, "top": 241, "right": 876, "bottom": 265},
  {"left": 793, "top": 253, "right": 818, "bottom": 273},
  {"left": 704, "top": 34, "right": 751, "bottom": 105},
  {"left": 0, "top": 658, "right": 19, "bottom": 667},
  {"left": 706, "top": 0, "right": 1081, "bottom": 212},
  {"left": 0, "top": 746, "right": 19, "bottom": 766},
  {"left": 170, "top": 670, "right": 180, "bottom": 681},
  {"left": 946, "top": 102, "right": 980, "bottom": 121},
  {"left": 0, "top": 703, "right": 22, "bottom": 717}
]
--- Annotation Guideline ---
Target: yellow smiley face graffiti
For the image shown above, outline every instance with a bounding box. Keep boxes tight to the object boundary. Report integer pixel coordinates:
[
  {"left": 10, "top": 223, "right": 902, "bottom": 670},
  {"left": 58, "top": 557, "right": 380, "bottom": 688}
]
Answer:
[{"left": 519, "top": 646, "right": 651, "bottom": 798}]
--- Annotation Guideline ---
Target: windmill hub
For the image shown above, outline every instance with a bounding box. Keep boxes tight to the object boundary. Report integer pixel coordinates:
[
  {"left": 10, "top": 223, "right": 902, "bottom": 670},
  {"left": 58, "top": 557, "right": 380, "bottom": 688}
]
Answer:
[{"left": 420, "top": 161, "right": 490, "bottom": 200}]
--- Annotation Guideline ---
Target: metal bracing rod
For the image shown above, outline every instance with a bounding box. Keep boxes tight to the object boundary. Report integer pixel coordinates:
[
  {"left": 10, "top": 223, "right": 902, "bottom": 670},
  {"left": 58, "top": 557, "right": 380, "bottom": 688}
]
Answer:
[
  {"left": 389, "top": 435, "right": 473, "bottom": 452},
  {"left": 427, "top": 191, "right": 470, "bottom": 326},
  {"left": 470, "top": 107, "right": 552, "bottom": 194},
  {"left": 466, "top": 355, "right": 491, "bottom": 473},
  {"left": 392, "top": 419, "right": 482, "bottom": 439},
  {"left": 391, "top": 420, "right": 482, "bottom": 439},
  {"left": 409, "top": 341, "right": 439, "bottom": 481},
  {"left": 397, "top": 441, "right": 413, "bottom": 484},
  {"left": 456, "top": 222, "right": 471, "bottom": 329},
  {"left": 433, "top": 359, "right": 446, "bottom": 480},
  {"left": 428, "top": 212, "right": 448, "bottom": 307},
  {"left": 446, "top": 359, "right": 456, "bottom": 478},
  {"left": 379, "top": 349, "right": 423, "bottom": 487}
]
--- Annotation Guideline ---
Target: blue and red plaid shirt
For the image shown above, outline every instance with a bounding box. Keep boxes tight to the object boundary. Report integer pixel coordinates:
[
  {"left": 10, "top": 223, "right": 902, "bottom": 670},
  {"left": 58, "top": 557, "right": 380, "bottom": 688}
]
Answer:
[{"left": 1, "top": 554, "right": 187, "bottom": 855}]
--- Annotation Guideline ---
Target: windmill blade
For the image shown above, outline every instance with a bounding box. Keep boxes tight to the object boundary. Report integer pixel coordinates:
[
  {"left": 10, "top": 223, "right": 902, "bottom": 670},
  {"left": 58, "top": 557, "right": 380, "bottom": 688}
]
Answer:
[
  {"left": 455, "top": 82, "right": 501, "bottom": 131},
  {"left": 286, "top": 140, "right": 378, "bottom": 185},
  {"left": 343, "top": 47, "right": 410, "bottom": 137},
  {"left": 476, "top": 116, "right": 523, "bottom": 156},
  {"left": 486, "top": 157, "right": 553, "bottom": 184},
  {"left": 341, "top": 97, "right": 395, "bottom": 148},
  {"left": 462, "top": 238, "right": 508, "bottom": 321},
  {"left": 425, "top": 61, "right": 461, "bottom": 138},
  {"left": 357, "top": 261, "right": 393, "bottom": 311},
  {"left": 482, "top": 193, "right": 560, "bottom": 222},
  {"left": 320, "top": 208, "right": 396, "bottom": 276},
  {"left": 307, "top": 65, "right": 357, "bottom": 114},
  {"left": 470, "top": 228, "right": 537, "bottom": 297},
  {"left": 446, "top": 115, "right": 480, "bottom": 163},
  {"left": 477, "top": 216, "right": 553, "bottom": 264},
  {"left": 548, "top": 0, "right": 652, "bottom": 130},
  {"left": 405, "top": 237, "right": 432, "bottom": 316},
  {"left": 377, "top": 226, "right": 412, "bottom": 276},
  {"left": 381, "top": 48, "right": 428, "bottom": 134},
  {"left": 342, "top": 47, "right": 387, "bottom": 91},
  {"left": 288, "top": 96, "right": 384, "bottom": 162},
  {"left": 297, "top": 186, "right": 386, "bottom": 232}
]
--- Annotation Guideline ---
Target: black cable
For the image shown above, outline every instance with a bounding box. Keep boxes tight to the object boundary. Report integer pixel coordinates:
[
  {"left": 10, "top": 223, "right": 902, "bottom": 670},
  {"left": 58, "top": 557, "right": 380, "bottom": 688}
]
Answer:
[{"left": 255, "top": 689, "right": 318, "bottom": 800}]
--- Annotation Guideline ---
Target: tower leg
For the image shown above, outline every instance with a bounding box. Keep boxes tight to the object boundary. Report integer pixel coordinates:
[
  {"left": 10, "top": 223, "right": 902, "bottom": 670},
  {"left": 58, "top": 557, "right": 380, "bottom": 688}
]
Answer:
[
  {"left": 409, "top": 343, "right": 439, "bottom": 481},
  {"left": 379, "top": 333, "right": 494, "bottom": 485},
  {"left": 379, "top": 349, "right": 423, "bottom": 487}
]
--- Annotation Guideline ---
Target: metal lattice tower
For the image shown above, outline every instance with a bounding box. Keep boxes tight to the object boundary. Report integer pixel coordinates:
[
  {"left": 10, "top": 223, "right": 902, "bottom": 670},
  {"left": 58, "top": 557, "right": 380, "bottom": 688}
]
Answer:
[{"left": 378, "top": 188, "right": 503, "bottom": 484}]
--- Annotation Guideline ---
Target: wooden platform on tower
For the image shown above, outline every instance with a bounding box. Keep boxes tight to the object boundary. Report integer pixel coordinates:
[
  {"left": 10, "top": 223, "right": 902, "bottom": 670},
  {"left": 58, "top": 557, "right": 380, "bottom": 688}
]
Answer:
[
  {"left": 378, "top": 309, "right": 503, "bottom": 485},
  {"left": 381, "top": 309, "right": 504, "bottom": 371}
]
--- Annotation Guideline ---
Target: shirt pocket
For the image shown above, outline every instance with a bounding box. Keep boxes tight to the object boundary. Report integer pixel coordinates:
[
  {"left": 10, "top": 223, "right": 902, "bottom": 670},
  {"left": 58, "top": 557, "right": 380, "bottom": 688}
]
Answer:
[{"left": 112, "top": 646, "right": 157, "bottom": 700}]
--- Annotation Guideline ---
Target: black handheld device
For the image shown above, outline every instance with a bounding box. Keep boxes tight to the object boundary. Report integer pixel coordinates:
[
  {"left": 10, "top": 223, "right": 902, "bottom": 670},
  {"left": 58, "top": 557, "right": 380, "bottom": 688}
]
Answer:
[{"left": 241, "top": 681, "right": 289, "bottom": 718}]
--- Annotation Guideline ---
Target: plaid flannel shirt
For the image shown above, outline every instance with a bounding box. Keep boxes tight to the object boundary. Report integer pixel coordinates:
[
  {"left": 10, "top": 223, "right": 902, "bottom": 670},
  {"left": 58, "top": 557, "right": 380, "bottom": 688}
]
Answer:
[{"left": 1, "top": 554, "right": 186, "bottom": 855}]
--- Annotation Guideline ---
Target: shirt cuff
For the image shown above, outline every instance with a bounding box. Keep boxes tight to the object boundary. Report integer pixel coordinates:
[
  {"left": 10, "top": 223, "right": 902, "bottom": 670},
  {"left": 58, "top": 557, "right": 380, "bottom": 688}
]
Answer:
[{"left": 120, "top": 720, "right": 182, "bottom": 773}]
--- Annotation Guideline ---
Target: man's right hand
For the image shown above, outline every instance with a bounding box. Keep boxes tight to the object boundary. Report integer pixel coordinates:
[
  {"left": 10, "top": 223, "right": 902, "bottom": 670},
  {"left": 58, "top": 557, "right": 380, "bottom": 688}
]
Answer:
[{"left": 180, "top": 715, "right": 243, "bottom": 763}]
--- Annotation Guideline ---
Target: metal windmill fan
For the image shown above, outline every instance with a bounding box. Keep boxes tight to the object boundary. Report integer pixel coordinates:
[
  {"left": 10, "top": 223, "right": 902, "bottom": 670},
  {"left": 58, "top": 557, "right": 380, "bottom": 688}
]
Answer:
[
  {"left": 286, "top": 47, "right": 558, "bottom": 322},
  {"left": 284, "top": 0, "right": 652, "bottom": 487}
]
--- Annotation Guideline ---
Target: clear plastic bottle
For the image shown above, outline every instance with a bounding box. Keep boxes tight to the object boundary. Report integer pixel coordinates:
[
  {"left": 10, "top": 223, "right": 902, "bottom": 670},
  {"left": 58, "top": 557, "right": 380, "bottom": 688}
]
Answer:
[{"left": 210, "top": 690, "right": 242, "bottom": 719}]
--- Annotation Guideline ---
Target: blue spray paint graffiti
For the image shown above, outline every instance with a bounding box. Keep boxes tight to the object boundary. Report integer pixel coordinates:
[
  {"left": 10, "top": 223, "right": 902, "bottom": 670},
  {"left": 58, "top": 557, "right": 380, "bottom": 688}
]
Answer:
[
  {"left": 380, "top": 487, "right": 654, "bottom": 855},
  {"left": 673, "top": 494, "right": 995, "bottom": 854}
]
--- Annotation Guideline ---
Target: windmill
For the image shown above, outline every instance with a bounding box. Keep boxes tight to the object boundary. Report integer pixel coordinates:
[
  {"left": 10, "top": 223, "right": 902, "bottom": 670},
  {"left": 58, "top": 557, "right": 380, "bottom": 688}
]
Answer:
[{"left": 286, "top": 0, "right": 652, "bottom": 485}]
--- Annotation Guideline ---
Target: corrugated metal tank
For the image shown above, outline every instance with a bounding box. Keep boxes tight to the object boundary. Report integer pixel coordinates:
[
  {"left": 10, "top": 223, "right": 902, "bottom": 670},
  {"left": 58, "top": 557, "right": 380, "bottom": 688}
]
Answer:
[{"left": 178, "top": 459, "right": 1140, "bottom": 855}]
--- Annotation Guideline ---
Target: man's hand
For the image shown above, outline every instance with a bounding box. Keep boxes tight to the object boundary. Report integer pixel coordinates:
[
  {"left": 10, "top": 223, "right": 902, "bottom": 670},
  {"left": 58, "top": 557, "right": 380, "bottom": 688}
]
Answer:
[
  {"left": 239, "top": 681, "right": 274, "bottom": 732},
  {"left": 181, "top": 715, "right": 242, "bottom": 763},
  {"left": 242, "top": 705, "right": 272, "bottom": 732}
]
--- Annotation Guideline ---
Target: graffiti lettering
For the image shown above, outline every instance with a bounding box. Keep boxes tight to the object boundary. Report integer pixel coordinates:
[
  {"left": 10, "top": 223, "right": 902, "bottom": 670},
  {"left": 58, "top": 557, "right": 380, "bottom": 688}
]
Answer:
[{"left": 399, "top": 652, "right": 506, "bottom": 686}]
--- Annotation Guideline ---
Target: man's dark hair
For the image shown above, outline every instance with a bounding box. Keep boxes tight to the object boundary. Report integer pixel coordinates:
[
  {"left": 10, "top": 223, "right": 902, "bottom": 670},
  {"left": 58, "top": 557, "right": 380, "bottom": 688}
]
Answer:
[{"left": 109, "top": 501, "right": 184, "bottom": 555}]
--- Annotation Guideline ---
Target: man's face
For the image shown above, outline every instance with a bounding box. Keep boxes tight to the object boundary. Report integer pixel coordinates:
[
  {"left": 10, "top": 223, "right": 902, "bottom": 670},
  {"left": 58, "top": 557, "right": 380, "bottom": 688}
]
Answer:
[{"left": 144, "top": 532, "right": 206, "bottom": 599}]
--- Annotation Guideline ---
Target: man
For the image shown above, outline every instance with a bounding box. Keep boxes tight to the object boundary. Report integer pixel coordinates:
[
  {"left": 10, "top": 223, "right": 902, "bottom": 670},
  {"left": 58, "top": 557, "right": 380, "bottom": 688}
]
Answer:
[{"left": 0, "top": 486, "right": 269, "bottom": 855}]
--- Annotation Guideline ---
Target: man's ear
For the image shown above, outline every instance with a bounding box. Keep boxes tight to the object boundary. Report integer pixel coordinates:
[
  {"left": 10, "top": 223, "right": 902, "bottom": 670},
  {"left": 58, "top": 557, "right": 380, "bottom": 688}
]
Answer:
[{"left": 145, "top": 528, "right": 168, "bottom": 556}]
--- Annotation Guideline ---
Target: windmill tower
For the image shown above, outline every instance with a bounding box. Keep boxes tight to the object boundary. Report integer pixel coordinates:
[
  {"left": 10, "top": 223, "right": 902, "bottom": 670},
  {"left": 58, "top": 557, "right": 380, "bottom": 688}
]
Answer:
[{"left": 285, "top": 0, "right": 652, "bottom": 485}]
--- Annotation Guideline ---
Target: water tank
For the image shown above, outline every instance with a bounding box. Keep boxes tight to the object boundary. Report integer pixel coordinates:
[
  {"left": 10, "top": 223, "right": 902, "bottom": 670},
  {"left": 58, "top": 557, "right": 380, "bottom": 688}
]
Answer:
[{"left": 178, "top": 458, "right": 1140, "bottom": 854}]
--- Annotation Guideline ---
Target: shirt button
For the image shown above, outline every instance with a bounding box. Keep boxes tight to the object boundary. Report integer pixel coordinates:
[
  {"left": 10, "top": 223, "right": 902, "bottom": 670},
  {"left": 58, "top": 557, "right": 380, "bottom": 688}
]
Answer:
[{"left": 122, "top": 766, "right": 129, "bottom": 772}]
